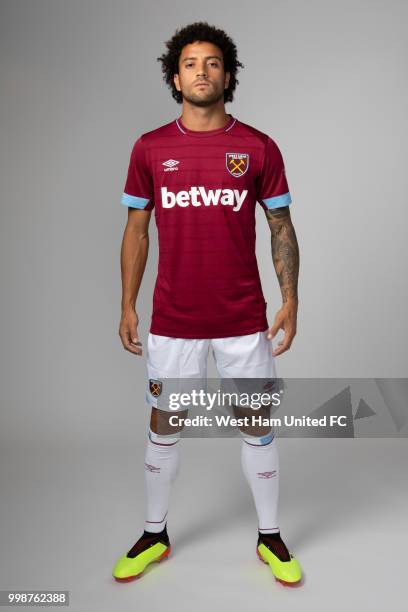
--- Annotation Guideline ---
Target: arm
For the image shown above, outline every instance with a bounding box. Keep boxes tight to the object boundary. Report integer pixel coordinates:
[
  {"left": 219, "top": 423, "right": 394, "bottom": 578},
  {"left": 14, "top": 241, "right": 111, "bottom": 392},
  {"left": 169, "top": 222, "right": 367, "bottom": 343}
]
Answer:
[
  {"left": 119, "top": 208, "right": 152, "bottom": 355},
  {"left": 264, "top": 205, "right": 300, "bottom": 356}
]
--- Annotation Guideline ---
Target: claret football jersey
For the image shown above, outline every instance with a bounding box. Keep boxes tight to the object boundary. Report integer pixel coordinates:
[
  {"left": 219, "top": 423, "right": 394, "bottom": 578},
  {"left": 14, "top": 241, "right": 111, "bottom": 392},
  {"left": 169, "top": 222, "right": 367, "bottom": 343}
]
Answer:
[{"left": 121, "top": 113, "right": 292, "bottom": 339}]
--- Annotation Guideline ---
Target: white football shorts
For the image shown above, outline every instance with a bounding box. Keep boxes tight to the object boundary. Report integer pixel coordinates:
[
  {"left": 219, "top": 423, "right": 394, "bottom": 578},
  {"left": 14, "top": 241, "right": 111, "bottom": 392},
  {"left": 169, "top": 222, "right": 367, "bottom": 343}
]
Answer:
[{"left": 145, "top": 331, "right": 278, "bottom": 412}]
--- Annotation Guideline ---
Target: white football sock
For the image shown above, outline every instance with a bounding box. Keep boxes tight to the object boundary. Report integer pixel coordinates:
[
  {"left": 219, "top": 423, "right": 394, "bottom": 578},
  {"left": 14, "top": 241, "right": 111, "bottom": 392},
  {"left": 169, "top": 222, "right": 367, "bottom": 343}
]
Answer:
[
  {"left": 241, "top": 432, "right": 280, "bottom": 534},
  {"left": 144, "top": 429, "right": 180, "bottom": 533}
]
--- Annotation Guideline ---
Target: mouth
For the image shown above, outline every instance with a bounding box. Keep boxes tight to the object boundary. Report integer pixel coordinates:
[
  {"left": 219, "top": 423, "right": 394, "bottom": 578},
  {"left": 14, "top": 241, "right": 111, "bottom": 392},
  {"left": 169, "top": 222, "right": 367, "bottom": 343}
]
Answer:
[{"left": 195, "top": 82, "right": 210, "bottom": 87}]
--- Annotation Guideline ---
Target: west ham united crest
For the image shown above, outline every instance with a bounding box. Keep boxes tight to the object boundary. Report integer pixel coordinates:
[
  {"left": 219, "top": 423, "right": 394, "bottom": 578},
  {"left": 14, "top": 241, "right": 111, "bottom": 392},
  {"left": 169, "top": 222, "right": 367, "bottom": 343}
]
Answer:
[
  {"left": 226, "top": 153, "right": 249, "bottom": 177},
  {"left": 149, "top": 379, "right": 162, "bottom": 397}
]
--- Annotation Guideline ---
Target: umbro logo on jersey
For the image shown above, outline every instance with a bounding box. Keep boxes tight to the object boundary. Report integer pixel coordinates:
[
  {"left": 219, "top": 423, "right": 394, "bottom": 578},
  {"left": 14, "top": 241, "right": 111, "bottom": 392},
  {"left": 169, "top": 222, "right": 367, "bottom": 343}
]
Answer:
[
  {"left": 226, "top": 153, "right": 249, "bottom": 177},
  {"left": 162, "top": 159, "right": 179, "bottom": 172},
  {"left": 161, "top": 186, "right": 248, "bottom": 212}
]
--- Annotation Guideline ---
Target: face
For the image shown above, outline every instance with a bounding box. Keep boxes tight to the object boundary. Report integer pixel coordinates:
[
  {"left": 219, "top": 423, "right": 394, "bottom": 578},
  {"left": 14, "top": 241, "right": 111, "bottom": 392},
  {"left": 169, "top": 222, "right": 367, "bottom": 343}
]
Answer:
[{"left": 173, "top": 41, "right": 230, "bottom": 107}]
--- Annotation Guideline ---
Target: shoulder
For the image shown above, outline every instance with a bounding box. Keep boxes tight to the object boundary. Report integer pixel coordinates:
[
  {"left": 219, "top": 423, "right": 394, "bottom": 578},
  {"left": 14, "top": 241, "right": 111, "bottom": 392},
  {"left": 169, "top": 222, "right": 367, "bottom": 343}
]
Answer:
[
  {"left": 137, "top": 119, "right": 178, "bottom": 145},
  {"left": 234, "top": 119, "right": 282, "bottom": 155},
  {"left": 127, "top": 119, "right": 177, "bottom": 163}
]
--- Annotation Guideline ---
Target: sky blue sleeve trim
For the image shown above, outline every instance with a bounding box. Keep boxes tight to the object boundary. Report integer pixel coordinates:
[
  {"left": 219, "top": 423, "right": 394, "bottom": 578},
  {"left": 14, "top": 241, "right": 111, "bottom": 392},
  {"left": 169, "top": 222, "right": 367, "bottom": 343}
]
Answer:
[
  {"left": 121, "top": 192, "right": 150, "bottom": 209},
  {"left": 262, "top": 192, "right": 292, "bottom": 209}
]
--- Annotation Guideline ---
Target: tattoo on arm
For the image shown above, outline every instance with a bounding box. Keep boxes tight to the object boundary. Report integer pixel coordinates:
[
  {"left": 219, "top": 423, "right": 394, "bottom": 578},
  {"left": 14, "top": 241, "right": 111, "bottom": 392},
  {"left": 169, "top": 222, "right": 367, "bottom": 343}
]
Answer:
[{"left": 264, "top": 206, "right": 299, "bottom": 302}]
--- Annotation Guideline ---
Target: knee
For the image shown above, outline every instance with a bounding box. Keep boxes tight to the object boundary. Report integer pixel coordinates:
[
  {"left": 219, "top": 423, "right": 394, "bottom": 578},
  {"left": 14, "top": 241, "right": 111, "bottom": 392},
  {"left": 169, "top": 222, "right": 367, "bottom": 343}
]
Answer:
[
  {"left": 233, "top": 403, "right": 273, "bottom": 440},
  {"left": 150, "top": 407, "right": 187, "bottom": 436}
]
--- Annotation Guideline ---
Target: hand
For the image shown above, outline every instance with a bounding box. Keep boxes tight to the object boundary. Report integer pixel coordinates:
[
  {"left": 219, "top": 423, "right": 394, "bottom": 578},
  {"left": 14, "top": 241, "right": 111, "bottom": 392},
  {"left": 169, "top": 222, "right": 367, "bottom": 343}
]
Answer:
[
  {"left": 119, "top": 308, "right": 143, "bottom": 355},
  {"left": 267, "top": 300, "right": 298, "bottom": 357}
]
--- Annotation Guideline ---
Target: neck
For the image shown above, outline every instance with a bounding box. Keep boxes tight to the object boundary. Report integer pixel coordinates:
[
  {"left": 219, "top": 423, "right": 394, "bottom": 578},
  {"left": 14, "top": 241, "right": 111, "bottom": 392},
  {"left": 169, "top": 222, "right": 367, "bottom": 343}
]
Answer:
[{"left": 180, "top": 104, "right": 231, "bottom": 131}]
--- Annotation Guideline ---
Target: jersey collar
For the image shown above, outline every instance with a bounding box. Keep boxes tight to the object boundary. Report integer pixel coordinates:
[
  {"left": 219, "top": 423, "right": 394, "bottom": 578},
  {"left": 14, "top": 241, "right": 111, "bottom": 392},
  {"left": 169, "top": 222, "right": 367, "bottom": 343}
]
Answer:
[{"left": 175, "top": 114, "right": 237, "bottom": 137}]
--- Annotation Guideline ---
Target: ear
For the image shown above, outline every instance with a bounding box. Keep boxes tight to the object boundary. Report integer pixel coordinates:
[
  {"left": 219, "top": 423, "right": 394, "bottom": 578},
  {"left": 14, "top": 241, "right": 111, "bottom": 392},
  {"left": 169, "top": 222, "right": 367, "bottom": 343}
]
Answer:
[
  {"left": 224, "top": 70, "right": 231, "bottom": 90},
  {"left": 173, "top": 73, "right": 180, "bottom": 92}
]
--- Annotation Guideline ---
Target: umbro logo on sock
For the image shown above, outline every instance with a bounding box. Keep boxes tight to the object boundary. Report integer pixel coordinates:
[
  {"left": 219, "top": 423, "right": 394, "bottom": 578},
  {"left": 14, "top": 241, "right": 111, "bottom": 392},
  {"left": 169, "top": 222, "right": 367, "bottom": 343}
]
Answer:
[
  {"left": 145, "top": 463, "right": 161, "bottom": 473},
  {"left": 161, "top": 186, "right": 248, "bottom": 212}
]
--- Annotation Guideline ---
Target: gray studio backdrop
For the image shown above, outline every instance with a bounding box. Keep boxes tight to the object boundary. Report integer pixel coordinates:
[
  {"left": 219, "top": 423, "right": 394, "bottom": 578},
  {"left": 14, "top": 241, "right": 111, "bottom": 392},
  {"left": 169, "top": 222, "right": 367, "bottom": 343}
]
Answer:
[
  {"left": 1, "top": 1, "right": 407, "bottom": 449},
  {"left": 1, "top": 2, "right": 408, "bottom": 610}
]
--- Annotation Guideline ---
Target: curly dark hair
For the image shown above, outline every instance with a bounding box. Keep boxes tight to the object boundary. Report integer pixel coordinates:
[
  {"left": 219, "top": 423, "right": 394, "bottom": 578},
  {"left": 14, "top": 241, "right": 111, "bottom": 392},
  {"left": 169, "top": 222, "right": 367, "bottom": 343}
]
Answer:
[{"left": 157, "top": 21, "right": 244, "bottom": 104}]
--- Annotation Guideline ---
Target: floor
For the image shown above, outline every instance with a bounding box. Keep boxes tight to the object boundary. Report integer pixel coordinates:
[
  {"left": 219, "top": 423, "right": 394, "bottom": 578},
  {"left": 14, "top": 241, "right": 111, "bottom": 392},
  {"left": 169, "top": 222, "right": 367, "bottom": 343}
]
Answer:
[{"left": 1, "top": 437, "right": 406, "bottom": 611}]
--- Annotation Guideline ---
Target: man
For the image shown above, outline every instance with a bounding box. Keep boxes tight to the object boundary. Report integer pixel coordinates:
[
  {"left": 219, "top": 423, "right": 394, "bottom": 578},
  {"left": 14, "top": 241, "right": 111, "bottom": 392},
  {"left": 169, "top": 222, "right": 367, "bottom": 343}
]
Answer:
[{"left": 112, "top": 22, "right": 302, "bottom": 587}]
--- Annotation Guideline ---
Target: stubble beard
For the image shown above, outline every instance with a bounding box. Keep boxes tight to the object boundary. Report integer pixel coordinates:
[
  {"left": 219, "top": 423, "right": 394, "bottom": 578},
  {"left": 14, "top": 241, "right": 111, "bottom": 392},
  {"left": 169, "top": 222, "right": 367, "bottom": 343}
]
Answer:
[{"left": 181, "top": 85, "right": 225, "bottom": 108}]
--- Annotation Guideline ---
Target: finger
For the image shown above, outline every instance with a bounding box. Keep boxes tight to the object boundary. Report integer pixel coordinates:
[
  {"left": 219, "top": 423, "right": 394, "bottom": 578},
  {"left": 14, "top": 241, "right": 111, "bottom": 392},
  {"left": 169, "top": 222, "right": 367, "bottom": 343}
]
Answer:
[
  {"left": 272, "top": 334, "right": 294, "bottom": 356},
  {"left": 129, "top": 337, "right": 142, "bottom": 354},
  {"left": 124, "top": 339, "right": 143, "bottom": 355},
  {"left": 272, "top": 344, "right": 289, "bottom": 357},
  {"left": 121, "top": 330, "right": 143, "bottom": 355},
  {"left": 267, "top": 319, "right": 282, "bottom": 340},
  {"left": 125, "top": 341, "right": 143, "bottom": 355}
]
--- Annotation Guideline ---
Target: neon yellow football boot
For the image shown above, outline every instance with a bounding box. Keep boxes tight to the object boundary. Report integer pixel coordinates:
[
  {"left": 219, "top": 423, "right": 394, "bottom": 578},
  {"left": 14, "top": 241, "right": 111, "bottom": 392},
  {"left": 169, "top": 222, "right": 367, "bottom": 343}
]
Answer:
[
  {"left": 256, "top": 532, "right": 302, "bottom": 586},
  {"left": 112, "top": 529, "right": 171, "bottom": 582}
]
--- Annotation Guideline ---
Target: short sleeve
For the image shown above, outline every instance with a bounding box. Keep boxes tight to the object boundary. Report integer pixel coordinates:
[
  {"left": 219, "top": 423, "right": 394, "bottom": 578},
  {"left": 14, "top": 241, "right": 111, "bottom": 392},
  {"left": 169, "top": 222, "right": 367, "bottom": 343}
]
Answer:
[
  {"left": 121, "top": 136, "right": 154, "bottom": 210},
  {"left": 256, "top": 137, "right": 292, "bottom": 210}
]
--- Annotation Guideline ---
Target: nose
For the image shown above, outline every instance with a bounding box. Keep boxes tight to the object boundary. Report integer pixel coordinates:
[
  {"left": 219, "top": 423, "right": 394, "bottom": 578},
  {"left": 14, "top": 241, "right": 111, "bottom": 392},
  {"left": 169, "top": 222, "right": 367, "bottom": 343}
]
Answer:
[{"left": 196, "top": 62, "right": 207, "bottom": 78}]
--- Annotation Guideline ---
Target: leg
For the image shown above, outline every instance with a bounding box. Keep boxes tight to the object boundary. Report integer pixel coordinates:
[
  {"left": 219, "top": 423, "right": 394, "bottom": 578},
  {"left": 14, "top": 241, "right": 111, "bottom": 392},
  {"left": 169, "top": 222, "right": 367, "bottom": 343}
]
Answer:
[
  {"left": 112, "top": 332, "right": 208, "bottom": 582},
  {"left": 211, "top": 331, "right": 302, "bottom": 584},
  {"left": 143, "top": 407, "right": 186, "bottom": 533},
  {"left": 240, "top": 431, "right": 280, "bottom": 534},
  {"left": 143, "top": 333, "right": 209, "bottom": 531},
  {"left": 212, "top": 331, "right": 281, "bottom": 531}
]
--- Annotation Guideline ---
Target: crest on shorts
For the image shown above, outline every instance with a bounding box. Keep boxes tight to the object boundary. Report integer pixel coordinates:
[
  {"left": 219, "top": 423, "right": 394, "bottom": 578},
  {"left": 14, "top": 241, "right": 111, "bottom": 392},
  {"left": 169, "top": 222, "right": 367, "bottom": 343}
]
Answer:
[
  {"left": 149, "top": 379, "right": 162, "bottom": 397},
  {"left": 226, "top": 153, "right": 249, "bottom": 177}
]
